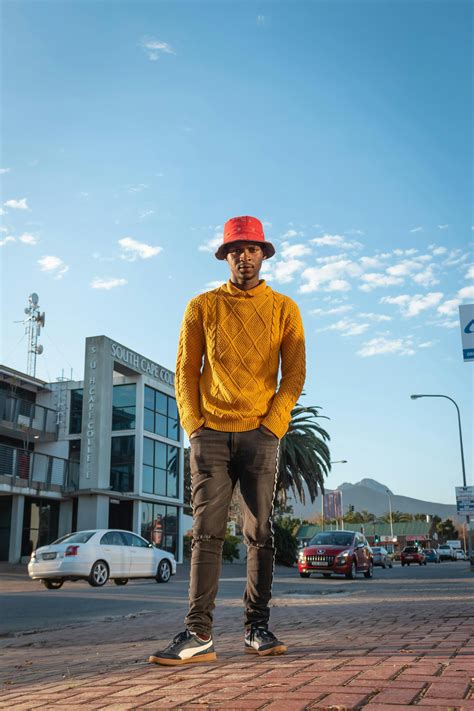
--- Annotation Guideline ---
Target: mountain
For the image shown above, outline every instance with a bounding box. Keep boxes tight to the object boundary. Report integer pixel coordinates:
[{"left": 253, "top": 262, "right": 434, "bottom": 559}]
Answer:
[{"left": 288, "top": 478, "right": 459, "bottom": 521}]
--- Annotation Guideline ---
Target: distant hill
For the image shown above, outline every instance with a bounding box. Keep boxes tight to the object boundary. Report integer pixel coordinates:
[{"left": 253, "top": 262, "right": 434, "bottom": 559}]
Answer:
[{"left": 289, "top": 478, "right": 459, "bottom": 521}]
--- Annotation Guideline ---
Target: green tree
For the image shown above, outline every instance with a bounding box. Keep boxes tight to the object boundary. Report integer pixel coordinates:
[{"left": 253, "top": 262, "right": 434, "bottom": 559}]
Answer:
[
  {"left": 274, "top": 518, "right": 298, "bottom": 566},
  {"left": 276, "top": 402, "right": 331, "bottom": 507}
]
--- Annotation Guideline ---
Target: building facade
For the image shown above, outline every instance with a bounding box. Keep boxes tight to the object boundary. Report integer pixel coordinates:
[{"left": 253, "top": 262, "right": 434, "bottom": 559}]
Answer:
[{"left": 0, "top": 336, "right": 184, "bottom": 563}]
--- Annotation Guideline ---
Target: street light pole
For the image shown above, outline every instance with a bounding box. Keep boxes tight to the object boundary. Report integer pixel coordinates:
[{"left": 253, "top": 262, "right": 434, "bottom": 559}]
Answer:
[
  {"left": 330, "top": 461, "right": 348, "bottom": 531},
  {"left": 386, "top": 488, "right": 394, "bottom": 540},
  {"left": 410, "top": 394, "right": 472, "bottom": 565}
]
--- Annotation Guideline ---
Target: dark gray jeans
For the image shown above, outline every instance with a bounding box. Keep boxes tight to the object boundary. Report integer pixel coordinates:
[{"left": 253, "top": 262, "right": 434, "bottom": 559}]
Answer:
[{"left": 185, "top": 427, "right": 280, "bottom": 636}]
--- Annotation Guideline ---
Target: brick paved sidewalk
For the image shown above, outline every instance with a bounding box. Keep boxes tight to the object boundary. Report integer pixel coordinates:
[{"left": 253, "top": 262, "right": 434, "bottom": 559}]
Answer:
[{"left": 1, "top": 586, "right": 473, "bottom": 711}]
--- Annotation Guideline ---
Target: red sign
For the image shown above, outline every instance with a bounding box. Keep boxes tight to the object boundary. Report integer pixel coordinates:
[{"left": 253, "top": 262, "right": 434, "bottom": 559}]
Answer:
[{"left": 406, "top": 534, "right": 428, "bottom": 541}]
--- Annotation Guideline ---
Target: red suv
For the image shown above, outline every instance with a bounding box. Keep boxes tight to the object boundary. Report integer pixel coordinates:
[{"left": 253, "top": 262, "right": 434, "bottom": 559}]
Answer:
[
  {"left": 401, "top": 546, "right": 427, "bottom": 566},
  {"left": 298, "top": 530, "right": 373, "bottom": 579}
]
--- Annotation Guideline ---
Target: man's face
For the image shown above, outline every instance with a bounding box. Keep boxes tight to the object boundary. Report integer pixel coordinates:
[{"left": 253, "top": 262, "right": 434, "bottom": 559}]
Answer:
[{"left": 225, "top": 241, "right": 265, "bottom": 283}]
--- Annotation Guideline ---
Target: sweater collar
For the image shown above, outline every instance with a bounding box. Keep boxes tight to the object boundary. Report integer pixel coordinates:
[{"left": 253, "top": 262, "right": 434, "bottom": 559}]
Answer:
[{"left": 224, "top": 279, "right": 268, "bottom": 297}]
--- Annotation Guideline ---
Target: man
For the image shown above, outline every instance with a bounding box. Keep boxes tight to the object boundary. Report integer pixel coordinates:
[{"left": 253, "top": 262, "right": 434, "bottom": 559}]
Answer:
[{"left": 149, "top": 215, "right": 306, "bottom": 666}]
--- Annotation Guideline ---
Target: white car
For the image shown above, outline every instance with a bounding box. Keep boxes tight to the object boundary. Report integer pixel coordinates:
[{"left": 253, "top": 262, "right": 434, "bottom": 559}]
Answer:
[
  {"left": 437, "top": 544, "right": 457, "bottom": 561},
  {"left": 455, "top": 549, "right": 467, "bottom": 561},
  {"left": 28, "top": 529, "right": 177, "bottom": 590}
]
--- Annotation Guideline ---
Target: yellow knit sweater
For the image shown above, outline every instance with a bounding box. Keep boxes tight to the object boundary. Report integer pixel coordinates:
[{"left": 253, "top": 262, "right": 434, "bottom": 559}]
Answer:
[{"left": 175, "top": 279, "right": 306, "bottom": 439}]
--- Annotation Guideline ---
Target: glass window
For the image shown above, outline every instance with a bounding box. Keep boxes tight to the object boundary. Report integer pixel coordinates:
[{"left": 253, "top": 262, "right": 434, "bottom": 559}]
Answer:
[
  {"left": 112, "top": 384, "right": 136, "bottom": 431},
  {"left": 54, "top": 531, "right": 95, "bottom": 545},
  {"left": 100, "top": 531, "right": 124, "bottom": 546},
  {"left": 142, "top": 438, "right": 179, "bottom": 498},
  {"left": 143, "top": 386, "right": 180, "bottom": 441},
  {"left": 110, "top": 435, "right": 135, "bottom": 492},
  {"left": 69, "top": 389, "right": 83, "bottom": 434},
  {"left": 120, "top": 531, "right": 149, "bottom": 547},
  {"left": 141, "top": 503, "right": 179, "bottom": 558},
  {"left": 22, "top": 498, "right": 60, "bottom": 555}
]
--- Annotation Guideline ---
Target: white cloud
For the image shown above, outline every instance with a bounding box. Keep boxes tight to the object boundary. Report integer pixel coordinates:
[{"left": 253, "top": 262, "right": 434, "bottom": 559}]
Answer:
[
  {"left": 410, "top": 227, "right": 423, "bottom": 233},
  {"left": 380, "top": 292, "right": 443, "bottom": 317},
  {"left": 437, "top": 319, "right": 458, "bottom": 329},
  {"left": 139, "top": 209, "right": 155, "bottom": 220},
  {"left": 443, "top": 249, "right": 469, "bottom": 267},
  {"left": 386, "top": 260, "right": 420, "bottom": 277},
  {"left": 431, "top": 246, "right": 447, "bottom": 255},
  {"left": 437, "top": 299, "right": 460, "bottom": 316},
  {"left": 141, "top": 37, "right": 175, "bottom": 61},
  {"left": 127, "top": 183, "right": 147, "bottom": 194},
  {"left": 38, "top": 255, "right": 69, "bottom": 279},
  {"left": 91, "top": 277, "right": 127, "bottom": 290},
  {"left": 280, "top": 242, "right": 311, "bottom": 259},
  {"left": 300, "top": 259, "right": 361, "bottom": 293},
  {"left": 323, "top": 318, "right": 370, "bottom": 336},
  {"left": 326, "top": 279, "right": 351, "bottom": 292},
  {"left": 311, "top": 234, "right": 363, "bottom": 250},
  {"left": 0, "top": 236, "right": 15, "bottom": 246},
  {"left": 0, "top": 168, "right": 10, "bottom": 174},
  {"left": 19, "top": 233, "right": 38, "bottom": 245},
  {"left": 316, "top": 253, "right": 348, "bottom": 264},
  {"left": 199, "top": 227, "right": 223, "bottom": 253},
  {"left": 280, "top": 229, "right": 300, "bottom": 239},
  {"left": 465, "top": 265, "right": 474, "bottom": 280},
  {"left": 256, "top": 15, "right": 266, "bottom": 25},
  {"left": 359, "top": 273, "right": 404, "bottom": 291},
  {"left": 412, "top": 265, "right": 439, "bottom": 287},
  {"left": 437, "top": 225, "right": 449, "bottom": 230},
  {"left": 357, "top": 336, "right": 415, "bottom": 357},
  {"left": 359, "top": 256, "right": 384, "bottom": 269},
  {"left": 393, "top": 248, "right": 418, "bottom": 256},
  {"left": 205, "top": 280, "right": 224, "bottom": 290},
  {"left": 418, "top": 341, "right": 435, "bottom": 349},
  {"left": 4, "top": 198, "right": 29, "bottom": 210},
  {"left": 359, "top": 312, "right": 392, "bottom": 322},
  {"left": 273, "top": 259, "right": 305, "bottom": 284},
  {"left": 310, "top": 305, "right": 353, "bottom": 316},
  {"left": 458, "top": 285, "right": 474, "bottom": 300},
  {"left": 118, "top": 237, "right": 163, "bottom": 261}
]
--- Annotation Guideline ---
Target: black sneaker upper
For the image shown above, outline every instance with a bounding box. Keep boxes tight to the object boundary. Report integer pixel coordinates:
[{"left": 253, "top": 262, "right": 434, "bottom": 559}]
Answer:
[
  {"left": 153, "top": 629, "right": 215, "bottom": 661},
  {"left": 245, "top": 625, "right": 283, "bottom": 652}
]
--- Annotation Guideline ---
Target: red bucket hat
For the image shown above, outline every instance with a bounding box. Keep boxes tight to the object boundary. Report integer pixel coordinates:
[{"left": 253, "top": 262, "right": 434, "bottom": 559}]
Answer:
[{"left": 215, "top": 216, "right": 275, "bottom": 260}]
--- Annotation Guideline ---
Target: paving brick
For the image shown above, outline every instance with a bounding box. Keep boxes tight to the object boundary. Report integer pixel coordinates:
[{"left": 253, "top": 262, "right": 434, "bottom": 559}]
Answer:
[
  {"left": 369, "top": 686, "right": 422, "bottom": 704},
  {"left": 424, "top": 680, "right": 471, "bottom": 698},
  {"left": 310, "top": 691, "right": 371, "bottom": 709}
]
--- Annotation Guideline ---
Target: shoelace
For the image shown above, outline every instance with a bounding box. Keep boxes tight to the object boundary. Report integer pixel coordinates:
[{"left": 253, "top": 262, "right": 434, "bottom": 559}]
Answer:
[
  {"left": 250, "top": 627, "right": 274, "bottom": 641},
  {"left": 169, "top": 630, "right": 191, "bottom": 647}
]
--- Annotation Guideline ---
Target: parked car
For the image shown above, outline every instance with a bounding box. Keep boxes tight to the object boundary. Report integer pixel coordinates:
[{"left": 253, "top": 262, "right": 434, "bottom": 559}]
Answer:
[
  {"left": 297, "top": 530, "right": 373, "bottom": 579},
  {"left": 455, "top": 549, "right": 467, "bottom": 561},
  {"left": 438, "top": 544, "right": 457, "bottom": 561},
  {"left": 424, "top": 548, "right": 440, "bottom": 564},
  {"left": 28, "top": 529, "right": 177, "bottom": 589},
  {"left": 371, "top": 546, "right": 393, "bottom": 568},
  {"left": 400, "top": 545, "right": 426, "bottom": 566}
]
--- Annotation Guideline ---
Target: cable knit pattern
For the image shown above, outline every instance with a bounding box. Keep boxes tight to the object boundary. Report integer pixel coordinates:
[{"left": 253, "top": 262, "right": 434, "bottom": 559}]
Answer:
[{"left": 175, "top": 280, "right": 306, "bottom": 439}]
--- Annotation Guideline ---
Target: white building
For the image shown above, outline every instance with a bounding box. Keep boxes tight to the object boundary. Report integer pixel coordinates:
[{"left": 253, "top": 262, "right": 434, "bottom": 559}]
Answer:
[{"left": 0, "top": 335, "right": 184, "bottom": 563}]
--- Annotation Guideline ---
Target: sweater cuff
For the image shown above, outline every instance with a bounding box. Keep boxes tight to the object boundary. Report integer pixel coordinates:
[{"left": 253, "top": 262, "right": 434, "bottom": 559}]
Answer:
[
  {"left": 182, "top": 414, "right": 205, "bottom": 437},
  {"left": 260, "top": 413, "right": 289, "bottom": 440}
]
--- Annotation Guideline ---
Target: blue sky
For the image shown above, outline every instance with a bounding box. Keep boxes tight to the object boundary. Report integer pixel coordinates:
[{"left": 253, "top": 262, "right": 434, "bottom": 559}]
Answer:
[{"left": 1, "top": 0, "right": 472, "bottom": 507}]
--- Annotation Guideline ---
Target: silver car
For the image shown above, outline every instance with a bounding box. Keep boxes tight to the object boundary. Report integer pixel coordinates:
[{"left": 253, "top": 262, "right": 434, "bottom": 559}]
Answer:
[
  {"left": 28, "top": 529, "right": 177, "bottom": 589},
  {"left": 371, "top": 546, "right": 393, "bottom": 568}
]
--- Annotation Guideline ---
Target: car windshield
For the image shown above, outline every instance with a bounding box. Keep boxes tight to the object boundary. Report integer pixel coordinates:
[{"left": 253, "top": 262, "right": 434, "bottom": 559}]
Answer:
[
  {"left": 52, "top": 531, "right": 96, "bottom": 545},
  {"left": 309, "top": 532, "right": 354, "bottom": 547},
  {"left": 439, "top": 545, "right": 450, "bottom": 549},
  {"left": 403, "top": 546, "right": 419, "bottom": 553}
]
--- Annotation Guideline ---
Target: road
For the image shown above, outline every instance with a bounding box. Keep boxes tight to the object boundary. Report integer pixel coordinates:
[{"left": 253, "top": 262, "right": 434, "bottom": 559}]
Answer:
[{"left": 0, "top": 559, "right": 471, "bottom": 636}]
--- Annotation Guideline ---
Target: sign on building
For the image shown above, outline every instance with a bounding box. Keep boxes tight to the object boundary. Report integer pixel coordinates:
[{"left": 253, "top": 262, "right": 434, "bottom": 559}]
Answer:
[
  {"left": 455, "top": 486, "right": 474, "bottom": 514},
  {"left": 459, "top": 304, "right": 474, "bottom": 362}
]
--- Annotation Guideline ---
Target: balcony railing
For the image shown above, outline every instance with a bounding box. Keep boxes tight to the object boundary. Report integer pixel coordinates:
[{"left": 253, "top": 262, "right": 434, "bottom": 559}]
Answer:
[
  {"left": 0, "top": 393, "right": 58, "bottom": 439},
  {"left": 0, "top": 443, "right": 75, "bottom": 489}
]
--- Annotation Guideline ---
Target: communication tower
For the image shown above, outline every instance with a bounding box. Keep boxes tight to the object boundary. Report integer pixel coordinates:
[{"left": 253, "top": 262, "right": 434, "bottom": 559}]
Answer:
[{"left": 23, "top": 293, "right": 45, "bottom": 377}]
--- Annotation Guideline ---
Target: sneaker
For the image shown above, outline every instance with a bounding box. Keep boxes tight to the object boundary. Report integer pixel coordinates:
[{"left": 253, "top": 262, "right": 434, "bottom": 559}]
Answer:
[
  {"left": 244, "top": 625, "right": 287, "bottom": 656},
  {"left": 148, "top": 630, "right": 216, "bottom": 666}
]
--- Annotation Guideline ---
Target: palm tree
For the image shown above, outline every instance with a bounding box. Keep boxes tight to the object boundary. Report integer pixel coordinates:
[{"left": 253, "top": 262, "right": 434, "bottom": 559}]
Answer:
[{"left": 276, "top": 402, "right": 331, "bottom": 507}]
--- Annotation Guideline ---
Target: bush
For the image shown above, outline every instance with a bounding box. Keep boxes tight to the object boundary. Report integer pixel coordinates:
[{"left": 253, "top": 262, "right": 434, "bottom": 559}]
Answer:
[
  {"left": 183, "top": 532, "right": 240, "bottom": 563},
  {"left": 274, "top": 520, "right": 298, "bottom": 566},
  {"left": 222, "top": 533, "right": 240, "bottom": 563}
]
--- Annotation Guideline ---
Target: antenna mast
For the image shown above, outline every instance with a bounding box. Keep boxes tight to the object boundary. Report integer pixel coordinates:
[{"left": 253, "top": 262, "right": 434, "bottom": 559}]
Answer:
[{"left": 23, "top": 293, "right": 45, "bottom": 377}]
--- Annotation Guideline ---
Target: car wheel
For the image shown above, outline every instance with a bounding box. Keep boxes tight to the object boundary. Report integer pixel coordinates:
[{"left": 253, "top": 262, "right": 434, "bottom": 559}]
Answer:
[
  {"left": 382, "top": 562, "right": 386, "bottom": 569},
  {"left": 156, "top": 559, "right": 172, "bottom": 583},
  {"left": 346, "top": 560, "right": 357, "bottom": 579},
  {"left": 364, "top": 561, "right": 374, "bottom": 579},
  {"left": 389, "top": 562, "right": 393, "bottom": 568},
  {"left": 300, "top": 572, "right": 311, "bottom": 578},
  {"left": 89, "top": 560, "right": 109, "bottom": 587},
  {"left": 113, "top": 578, "right": 128, "bottom": 585},
  {"left": 322, "top": 573, "right": 331, "bottom": 578},
  {"left": 42, "top": 579, "right": 64, "bottom": 590},
  {"left": 401, "top": 562, "right": 405, "bottom": 567}
]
